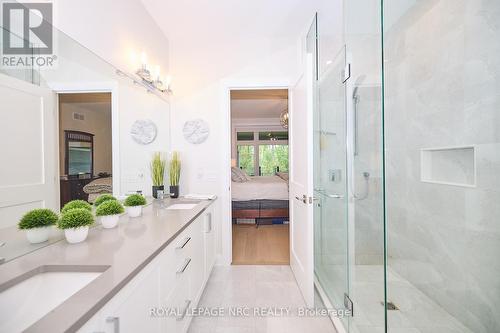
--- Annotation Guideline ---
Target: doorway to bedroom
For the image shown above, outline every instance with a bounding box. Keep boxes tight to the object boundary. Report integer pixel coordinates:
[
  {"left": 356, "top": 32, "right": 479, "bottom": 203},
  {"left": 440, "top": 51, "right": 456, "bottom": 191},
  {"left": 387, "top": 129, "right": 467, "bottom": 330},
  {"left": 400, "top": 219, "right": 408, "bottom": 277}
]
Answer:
[
  {"left": 58, "top": 93, "right": 113, "bottom": 208},
  {"left": 230, "top": 89, "right": 290, "bottom": 265}
]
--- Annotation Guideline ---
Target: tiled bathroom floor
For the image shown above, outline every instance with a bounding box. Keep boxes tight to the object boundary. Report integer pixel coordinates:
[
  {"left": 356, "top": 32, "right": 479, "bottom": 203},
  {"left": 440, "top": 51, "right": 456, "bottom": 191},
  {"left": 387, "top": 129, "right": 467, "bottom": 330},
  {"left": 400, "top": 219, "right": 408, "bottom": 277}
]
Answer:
[
  {"left": 318, "top": 264, "right": 473, "bottom": 333},
  {"left": 188, "top": 265, "right": 337, "bottom": 333}
]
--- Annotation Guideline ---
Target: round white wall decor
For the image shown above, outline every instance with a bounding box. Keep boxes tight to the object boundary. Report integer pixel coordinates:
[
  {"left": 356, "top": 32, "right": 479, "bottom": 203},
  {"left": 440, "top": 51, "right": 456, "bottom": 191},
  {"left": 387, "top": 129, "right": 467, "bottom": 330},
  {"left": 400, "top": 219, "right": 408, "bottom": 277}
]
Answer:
[
  {"left": 130, "top": 119, "right": 157, "bottom": 145},
  {"left": 183, "top": 119, "right": 210, "bottom": 144}
]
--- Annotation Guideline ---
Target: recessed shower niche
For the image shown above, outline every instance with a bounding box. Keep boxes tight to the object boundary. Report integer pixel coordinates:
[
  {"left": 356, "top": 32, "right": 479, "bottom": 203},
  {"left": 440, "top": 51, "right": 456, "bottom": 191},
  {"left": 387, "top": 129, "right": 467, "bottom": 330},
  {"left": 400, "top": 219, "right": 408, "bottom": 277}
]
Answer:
[{"left": 420, "top": 146, "right": 476, "bottom": 187}]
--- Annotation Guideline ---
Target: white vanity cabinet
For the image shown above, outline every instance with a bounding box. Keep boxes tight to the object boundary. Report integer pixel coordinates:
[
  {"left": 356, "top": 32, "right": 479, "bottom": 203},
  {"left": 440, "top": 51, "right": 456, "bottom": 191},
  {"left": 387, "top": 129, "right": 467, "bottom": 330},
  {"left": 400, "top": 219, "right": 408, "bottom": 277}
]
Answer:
[
  {"left": 203, "top": 204, "right": 217, "bottom": 277},
  {"left": 77, "top": 204, "right": 217, "bottom": 333},
  {"left": 100, "top": 263, "right": 161, "bottom": 333},
  {"left": 78, "top": 261, "right": 161, "bottom": 333}
]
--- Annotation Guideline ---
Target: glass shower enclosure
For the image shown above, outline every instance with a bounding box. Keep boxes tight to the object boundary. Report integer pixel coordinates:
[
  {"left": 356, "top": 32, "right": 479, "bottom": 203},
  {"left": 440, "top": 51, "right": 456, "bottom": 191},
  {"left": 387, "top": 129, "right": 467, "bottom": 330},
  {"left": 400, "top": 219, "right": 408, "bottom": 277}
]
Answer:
[{"left": 313, "top": 1, "right": 500, "bottom": 332}]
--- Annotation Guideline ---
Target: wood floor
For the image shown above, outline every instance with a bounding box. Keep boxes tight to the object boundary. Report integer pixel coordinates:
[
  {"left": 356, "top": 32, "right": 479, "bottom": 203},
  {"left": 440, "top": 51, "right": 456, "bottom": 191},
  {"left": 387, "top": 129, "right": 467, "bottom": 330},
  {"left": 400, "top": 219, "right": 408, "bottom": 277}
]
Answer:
[{"left": 232, "top": 224, "right": 290, "bottom": 265}]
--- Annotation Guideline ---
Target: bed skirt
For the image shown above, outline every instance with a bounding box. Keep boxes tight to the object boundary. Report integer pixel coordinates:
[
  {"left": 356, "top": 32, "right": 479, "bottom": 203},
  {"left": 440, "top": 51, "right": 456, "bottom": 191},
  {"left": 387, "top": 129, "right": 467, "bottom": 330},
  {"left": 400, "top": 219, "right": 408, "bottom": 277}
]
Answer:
[{"left": 232, "top": 199, "right": 289, "bottom": 222}]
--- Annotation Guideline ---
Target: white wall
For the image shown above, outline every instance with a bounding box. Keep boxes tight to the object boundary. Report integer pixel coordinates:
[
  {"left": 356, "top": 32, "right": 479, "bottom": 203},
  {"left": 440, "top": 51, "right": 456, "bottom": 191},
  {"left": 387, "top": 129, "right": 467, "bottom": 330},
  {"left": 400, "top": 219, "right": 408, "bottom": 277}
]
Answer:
[{"left": 54, "top": 0, "right": 170, "bottom": 76}]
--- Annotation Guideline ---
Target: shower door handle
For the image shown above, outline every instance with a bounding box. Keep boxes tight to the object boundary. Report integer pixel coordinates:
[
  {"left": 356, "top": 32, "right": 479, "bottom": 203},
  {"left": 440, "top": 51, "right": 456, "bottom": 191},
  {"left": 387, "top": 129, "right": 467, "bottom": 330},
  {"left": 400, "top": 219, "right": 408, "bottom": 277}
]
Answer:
[
  {"left": 353, "top": 94, "right": 360, "bottom": 156},
  {"left": 315, "top": 189, "right": 344, "bottom": 199},
  {"left": 325, "top": 193, "right": 344, "bottom": 199}
]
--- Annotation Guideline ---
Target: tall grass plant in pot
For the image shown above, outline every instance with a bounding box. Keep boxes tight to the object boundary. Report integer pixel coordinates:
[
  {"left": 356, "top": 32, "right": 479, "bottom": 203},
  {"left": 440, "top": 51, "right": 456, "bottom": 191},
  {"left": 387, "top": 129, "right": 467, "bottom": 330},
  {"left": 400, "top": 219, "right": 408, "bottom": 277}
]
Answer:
[
  {"left": 150, "top": 152, "right": 166, "bottom": 198},
  {"left": 169, "top": 151, "right": 181, "bottom": 198}
]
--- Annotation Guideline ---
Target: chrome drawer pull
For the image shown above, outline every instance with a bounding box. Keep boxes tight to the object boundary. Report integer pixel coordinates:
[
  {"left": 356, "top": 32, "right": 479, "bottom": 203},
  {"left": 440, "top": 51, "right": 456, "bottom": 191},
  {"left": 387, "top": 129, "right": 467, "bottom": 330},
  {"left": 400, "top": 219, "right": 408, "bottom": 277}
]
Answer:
[
  {"left": 176, "top": 237, "right": 191, "bottom": 249},
  {"left": 176, "top": 300, "right": 191, "bottom": 321},
  {"left": 106, "top": 316, "right": 120, "bottom": 333},
  {"left": 177, "top": 258, "right": 191, "bottom": 274},
  {"left": 204, "top": 213, "right": 212, "bottom": 233}
]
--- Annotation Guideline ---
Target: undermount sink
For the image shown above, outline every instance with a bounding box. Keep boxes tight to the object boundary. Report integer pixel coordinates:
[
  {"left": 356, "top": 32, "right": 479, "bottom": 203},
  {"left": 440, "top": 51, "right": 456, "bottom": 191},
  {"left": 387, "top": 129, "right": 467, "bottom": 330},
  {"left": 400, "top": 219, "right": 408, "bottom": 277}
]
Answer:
[
  {"left": 0, "top": 265, "right": 108, "bottom": 332},
  {"left": 166, "top": 203, "right": 198, "bottom": 210}
]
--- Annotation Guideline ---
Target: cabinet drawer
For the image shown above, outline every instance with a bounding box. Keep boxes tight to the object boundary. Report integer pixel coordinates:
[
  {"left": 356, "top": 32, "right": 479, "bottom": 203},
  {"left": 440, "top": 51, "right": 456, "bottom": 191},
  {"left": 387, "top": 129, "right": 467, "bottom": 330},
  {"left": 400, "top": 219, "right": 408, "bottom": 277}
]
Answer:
[
  {"left": 174, "top": 226, "right": 194, "bottom": 256},
  {"left": 158, "top": 245, "right": 176, "bottom": 301},
  {"left": 99, "top": 264, "right": 160, "bottom": 333},
  {"left": 159, "top": 227, "right": 195, "bottom": 301},
  {"left": 160, "top": 274, "right": 191, "bottom": 333}
]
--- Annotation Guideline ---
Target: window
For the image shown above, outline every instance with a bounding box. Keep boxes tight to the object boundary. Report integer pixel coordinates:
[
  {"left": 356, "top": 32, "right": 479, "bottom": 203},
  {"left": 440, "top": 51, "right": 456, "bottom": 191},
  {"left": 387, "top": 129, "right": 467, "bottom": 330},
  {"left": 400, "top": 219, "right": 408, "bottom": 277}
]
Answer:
[
  {"left": 258, "top": 131, "right": 288, "bottom": 141},
  {"left": 259, "top": 144, "right": 289, "bottom": 176},
  {"left": 237, "top": 132, "right": 254, "bottom": 141},
  {"left": 235, "top": 129, "right": 288, "bottom": 176},
  {"left": 237, "top": 145, "right": 255, "bottom": 176}
]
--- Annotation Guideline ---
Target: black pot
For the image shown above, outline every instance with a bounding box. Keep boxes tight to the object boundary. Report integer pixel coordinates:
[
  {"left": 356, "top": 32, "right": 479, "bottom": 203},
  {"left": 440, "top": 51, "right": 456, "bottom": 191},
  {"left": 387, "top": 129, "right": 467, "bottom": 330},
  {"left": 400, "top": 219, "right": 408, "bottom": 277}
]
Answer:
[
  {"left": 152, "top": 185, "right": 164, "bottom": 199},
  {"left": 170, "top": 185, "right": 179, "bottom": 199}
]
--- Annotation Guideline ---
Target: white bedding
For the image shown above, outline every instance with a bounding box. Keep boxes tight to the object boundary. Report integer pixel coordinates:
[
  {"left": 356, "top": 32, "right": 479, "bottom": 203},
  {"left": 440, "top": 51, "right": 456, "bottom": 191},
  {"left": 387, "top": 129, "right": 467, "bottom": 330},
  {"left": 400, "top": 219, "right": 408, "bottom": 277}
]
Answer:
[{"left": 231, "top": 176, "right": 289, "bottom": 201}]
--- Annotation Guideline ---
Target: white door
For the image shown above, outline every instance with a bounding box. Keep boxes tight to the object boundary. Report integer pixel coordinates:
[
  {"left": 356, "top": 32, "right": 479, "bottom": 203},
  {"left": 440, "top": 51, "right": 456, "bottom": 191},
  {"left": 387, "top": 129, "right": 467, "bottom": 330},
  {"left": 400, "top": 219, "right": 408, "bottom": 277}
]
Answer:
[
  {"left": 0, "top": 74, "right": 58, "bottom": 228},
  {"left": 289, "top": 17, "right": 317, "bottom": 307}
]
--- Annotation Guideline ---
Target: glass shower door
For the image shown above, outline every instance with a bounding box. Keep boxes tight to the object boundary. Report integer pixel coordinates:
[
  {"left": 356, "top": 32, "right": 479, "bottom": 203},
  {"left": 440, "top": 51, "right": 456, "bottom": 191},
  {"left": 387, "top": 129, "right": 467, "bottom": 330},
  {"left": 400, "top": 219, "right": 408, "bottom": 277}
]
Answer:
[{"left": 313, "top": 45, "right": 350, "bottom": 329}]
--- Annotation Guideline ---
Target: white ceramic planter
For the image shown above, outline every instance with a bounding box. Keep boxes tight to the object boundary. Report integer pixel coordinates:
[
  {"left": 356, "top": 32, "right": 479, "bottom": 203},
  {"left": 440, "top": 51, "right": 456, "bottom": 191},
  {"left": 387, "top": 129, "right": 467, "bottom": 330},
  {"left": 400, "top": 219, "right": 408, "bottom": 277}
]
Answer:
[
  {"left": 127, "top": 206, "right": 143, "bottom": 218},
  {"left": 101, "top": 214, "right": 120, "bottom": 229},
  {"left": 64, "top": 226, "right": 89, "bottom": 244},
  {"left": 26, "top": 227, "right": 50, "bottom": 244}
]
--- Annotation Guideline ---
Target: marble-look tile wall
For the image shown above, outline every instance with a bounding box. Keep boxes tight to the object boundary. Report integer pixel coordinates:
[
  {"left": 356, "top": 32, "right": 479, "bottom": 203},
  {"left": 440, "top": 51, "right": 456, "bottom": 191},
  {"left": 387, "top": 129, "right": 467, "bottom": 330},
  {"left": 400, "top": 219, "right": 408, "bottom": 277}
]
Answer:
[
  {"left": 353, "top": 85, "right": 384, "bottom": 265},
  {"left": 384, "top": 0, "right": 500, "bottom": 332}
]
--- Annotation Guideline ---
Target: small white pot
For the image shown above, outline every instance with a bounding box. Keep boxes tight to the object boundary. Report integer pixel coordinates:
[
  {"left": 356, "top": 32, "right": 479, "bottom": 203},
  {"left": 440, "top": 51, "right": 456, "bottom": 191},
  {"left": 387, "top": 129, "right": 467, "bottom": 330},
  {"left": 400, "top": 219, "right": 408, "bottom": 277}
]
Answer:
[
  {"left": 127, "top": 206, "right": 143, "bottom": 218},
  {"left": 26, "top": 227, "right": 50, "bottom": 244},
  {"left": 64, "top": 226, "right": 89, "bottom": 244},
  {"left": 101, "top": 214, "right": 120, "bottom": 229}
]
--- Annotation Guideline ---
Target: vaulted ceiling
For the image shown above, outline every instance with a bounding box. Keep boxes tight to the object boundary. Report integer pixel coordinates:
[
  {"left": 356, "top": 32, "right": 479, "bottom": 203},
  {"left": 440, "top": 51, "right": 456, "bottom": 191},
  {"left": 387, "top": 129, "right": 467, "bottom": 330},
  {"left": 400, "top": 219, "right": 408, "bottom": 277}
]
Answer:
[{"left": 140, "top": 0, "right": 321, "bottom": 93}]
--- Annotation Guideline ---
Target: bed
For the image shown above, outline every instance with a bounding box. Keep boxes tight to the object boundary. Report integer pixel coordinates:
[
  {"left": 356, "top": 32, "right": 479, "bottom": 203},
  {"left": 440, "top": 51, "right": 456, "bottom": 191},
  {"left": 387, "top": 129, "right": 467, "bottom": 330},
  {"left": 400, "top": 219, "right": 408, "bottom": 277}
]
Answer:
[
  {"left": 83, "top": 177, "right": 113, "bottom": 203},
  {"left": 231, "top": 174, "right": 289, "bottom": 225}
]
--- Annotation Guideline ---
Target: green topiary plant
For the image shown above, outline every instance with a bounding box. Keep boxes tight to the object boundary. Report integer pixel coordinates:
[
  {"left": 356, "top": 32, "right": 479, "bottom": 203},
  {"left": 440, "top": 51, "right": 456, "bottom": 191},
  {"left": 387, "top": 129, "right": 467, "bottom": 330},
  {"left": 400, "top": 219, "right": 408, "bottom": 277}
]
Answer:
[
  {"left": 124, "top": 194, "right": 147, "bottom": 207},
  {"left": 94, "top": 194, "right": 117, "bottom": 207},
  {"left": 61, "top": 200, "right": 92, "bottom": 214},
  {"left": 95, "top": 200, "right": 125, "bottom": 216},
  {"left": 57, "top": 208, "right": 94, "bottom": 229},
  {"left": 18, "top": 208, "right": 58, "bottom": 229}
]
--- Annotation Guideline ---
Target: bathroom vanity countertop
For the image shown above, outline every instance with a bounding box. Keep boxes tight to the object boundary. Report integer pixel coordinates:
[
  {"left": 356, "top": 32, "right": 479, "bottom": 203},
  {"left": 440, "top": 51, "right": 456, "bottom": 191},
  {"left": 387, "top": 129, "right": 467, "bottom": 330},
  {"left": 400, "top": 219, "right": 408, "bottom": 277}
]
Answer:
[{"left": 0, "top": 198, "right": 216, "bottom": 333}]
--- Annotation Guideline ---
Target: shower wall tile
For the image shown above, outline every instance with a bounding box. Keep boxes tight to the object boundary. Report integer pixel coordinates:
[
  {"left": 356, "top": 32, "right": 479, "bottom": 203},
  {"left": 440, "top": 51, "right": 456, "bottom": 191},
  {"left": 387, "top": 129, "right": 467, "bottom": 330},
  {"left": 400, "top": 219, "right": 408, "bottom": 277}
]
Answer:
[
  {"left": 384, "top": 0, "right": 500, "bottom": 332},
  {"left": 352, "top": 85, "right": 384, "bottom": 264}
]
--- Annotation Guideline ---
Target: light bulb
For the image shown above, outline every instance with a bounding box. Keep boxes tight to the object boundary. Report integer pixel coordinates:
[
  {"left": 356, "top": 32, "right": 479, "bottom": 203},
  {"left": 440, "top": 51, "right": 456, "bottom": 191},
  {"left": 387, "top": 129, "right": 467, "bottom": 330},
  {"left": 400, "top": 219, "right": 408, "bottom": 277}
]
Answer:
[{"left": 165, "top": 75, "right": 172, "bottom": 87}]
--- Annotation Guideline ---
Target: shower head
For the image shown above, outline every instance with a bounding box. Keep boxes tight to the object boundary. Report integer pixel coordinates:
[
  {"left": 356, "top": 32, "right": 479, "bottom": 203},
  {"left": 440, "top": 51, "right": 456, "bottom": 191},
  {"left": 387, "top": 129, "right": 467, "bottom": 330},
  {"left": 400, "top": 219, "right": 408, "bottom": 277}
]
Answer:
[{"left": 352, "top": 74, "right": 367, "bottom": 99}]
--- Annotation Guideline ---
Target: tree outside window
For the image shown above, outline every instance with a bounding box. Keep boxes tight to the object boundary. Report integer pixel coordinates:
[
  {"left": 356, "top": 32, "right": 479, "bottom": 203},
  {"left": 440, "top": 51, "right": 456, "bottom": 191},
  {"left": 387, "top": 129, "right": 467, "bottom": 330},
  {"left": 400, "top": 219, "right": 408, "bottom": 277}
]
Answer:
[
  {"left": 237, "top": 145, "right": 255, "bottom": 176},
  {"left": 259, "top": 145, "right": 288, "bottom": 176}
]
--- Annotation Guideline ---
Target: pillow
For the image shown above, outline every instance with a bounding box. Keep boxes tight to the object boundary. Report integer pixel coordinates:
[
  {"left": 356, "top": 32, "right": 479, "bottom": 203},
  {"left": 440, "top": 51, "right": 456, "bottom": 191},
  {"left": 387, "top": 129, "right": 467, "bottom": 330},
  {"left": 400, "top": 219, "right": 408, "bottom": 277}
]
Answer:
[
  {"left": 231, "top": 167, "right": 251, "bottom": 182},
  {"left": 276, "top": 172, "right": 289, "bottom": 182}
]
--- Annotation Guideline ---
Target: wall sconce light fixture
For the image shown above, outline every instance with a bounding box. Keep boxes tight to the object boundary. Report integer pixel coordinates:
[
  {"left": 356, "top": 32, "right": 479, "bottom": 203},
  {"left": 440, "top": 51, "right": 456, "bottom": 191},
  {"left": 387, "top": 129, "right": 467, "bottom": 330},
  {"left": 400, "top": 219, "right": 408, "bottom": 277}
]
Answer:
[
  {"left": 135, "top": 52, "right": 172, "bottom": 94},
  {"left": 116, "top": 51, "right": 172, "bottom": 99}
]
